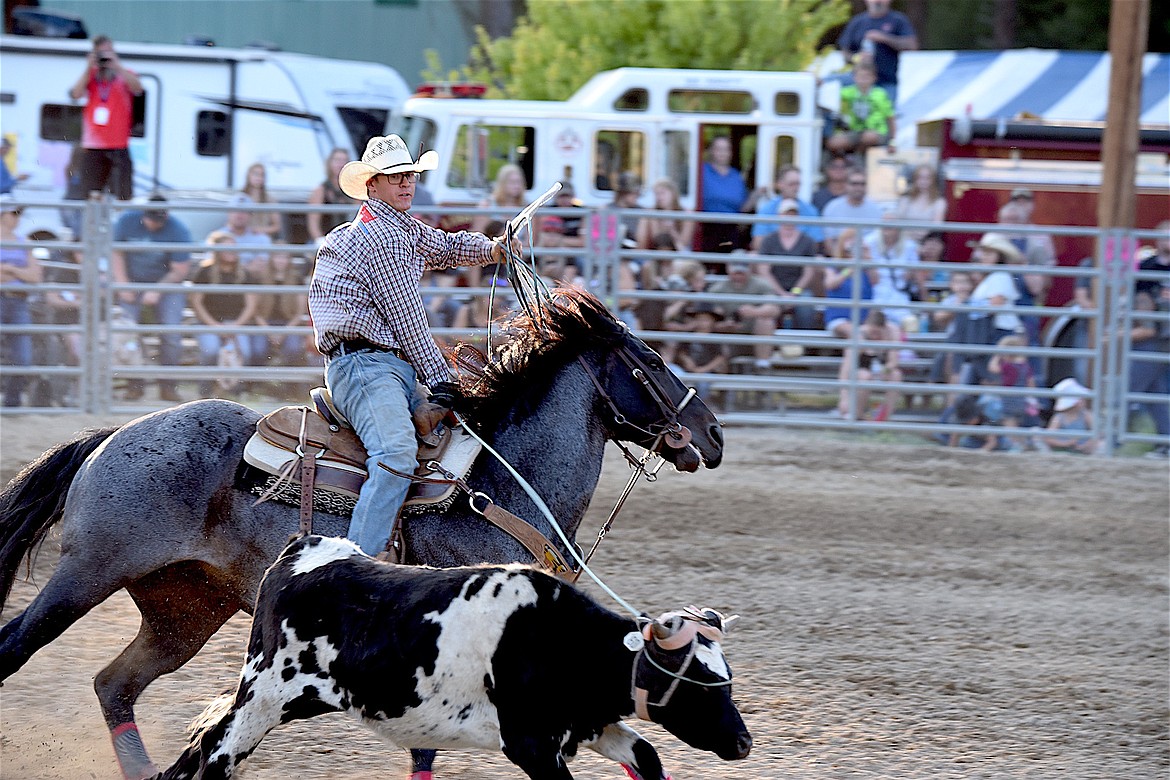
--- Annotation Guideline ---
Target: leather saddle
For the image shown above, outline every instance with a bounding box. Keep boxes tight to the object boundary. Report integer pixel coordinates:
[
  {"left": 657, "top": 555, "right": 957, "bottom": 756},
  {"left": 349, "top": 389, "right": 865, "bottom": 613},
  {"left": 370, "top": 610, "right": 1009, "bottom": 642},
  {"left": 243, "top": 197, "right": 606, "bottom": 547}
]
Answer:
[{"left": 243, "top": 386, "right": 480, "bottom": 512}]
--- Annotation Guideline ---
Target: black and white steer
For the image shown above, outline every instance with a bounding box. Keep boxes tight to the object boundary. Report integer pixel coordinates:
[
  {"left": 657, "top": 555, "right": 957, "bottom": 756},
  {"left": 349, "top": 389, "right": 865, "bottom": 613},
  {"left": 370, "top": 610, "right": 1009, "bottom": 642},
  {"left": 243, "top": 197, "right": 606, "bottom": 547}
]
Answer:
[{"left": 156, "top": 535, "right": 752, "bottom": 779}]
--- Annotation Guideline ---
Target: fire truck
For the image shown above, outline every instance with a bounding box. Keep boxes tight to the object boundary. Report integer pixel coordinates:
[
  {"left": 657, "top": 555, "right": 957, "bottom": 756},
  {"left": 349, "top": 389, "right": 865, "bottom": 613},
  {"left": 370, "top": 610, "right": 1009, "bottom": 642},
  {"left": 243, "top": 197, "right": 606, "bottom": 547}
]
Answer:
[{"left": 916, "top": 116, "right": 1170, "bottom": 305}]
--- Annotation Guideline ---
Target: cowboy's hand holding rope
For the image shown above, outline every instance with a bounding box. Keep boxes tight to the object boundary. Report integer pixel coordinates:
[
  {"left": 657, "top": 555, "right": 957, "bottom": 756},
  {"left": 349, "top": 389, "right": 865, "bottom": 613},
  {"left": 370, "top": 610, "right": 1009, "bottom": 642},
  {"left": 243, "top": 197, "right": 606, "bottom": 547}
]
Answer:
[{"left": 491, "top": 234, "right": 524, "bottom": 265}]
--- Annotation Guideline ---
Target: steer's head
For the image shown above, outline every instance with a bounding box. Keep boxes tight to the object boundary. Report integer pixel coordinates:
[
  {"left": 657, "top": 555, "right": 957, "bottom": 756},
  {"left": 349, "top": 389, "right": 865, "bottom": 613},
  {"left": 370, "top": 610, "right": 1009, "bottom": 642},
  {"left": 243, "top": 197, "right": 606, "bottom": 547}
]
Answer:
[{"left": 632, "top": 607, "right": 752, "bottom": 761}]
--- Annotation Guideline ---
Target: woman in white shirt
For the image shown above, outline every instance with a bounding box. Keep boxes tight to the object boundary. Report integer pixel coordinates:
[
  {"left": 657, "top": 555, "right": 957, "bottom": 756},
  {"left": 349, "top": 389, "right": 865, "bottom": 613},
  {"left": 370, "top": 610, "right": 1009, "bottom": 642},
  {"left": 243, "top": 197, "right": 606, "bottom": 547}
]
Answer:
[{"left": 969, "top": 232, "right": 1023, "bottom": 348}]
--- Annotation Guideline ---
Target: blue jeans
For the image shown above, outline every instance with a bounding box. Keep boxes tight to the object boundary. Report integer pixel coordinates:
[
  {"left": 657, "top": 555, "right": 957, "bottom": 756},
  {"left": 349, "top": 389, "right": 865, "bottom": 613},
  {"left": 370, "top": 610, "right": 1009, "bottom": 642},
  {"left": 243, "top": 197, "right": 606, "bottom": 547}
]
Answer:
[
  {"left": 1, "top": 294, "right": 33, "bottom": 406},
  {"left": 325, "top": 350, "right": 423, "bottom": 556},
  {"left": 122, "top": 292, "right": 186, "bottom": 367},
  {"left": 1129, "top": 351, "right": 1170, "bottom": 437}
]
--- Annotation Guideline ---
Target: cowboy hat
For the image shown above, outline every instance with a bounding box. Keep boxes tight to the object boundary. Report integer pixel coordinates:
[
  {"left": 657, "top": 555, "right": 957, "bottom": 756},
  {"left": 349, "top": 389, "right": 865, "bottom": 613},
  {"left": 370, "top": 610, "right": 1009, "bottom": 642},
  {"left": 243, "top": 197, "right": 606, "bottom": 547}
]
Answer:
[
  {"left": 1053, "top": 377, "right": 1090, "bottom": 412},
  {"left": 338, "top": 134, "right": 439, "bottom": 201},
  {"left": 973, "top": 232, "right": 1023, "bottom": 264}
]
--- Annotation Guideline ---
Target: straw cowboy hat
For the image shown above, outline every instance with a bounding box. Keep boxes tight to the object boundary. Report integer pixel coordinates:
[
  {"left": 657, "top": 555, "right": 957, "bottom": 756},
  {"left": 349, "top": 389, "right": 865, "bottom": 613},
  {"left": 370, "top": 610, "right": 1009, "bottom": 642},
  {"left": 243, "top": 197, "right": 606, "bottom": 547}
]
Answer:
[
  {"left": 338, "top": 134, "right": 438, "bottom": 201},
  {"left": 973, "top": 232, "right": 1023, "bottom": 264}
]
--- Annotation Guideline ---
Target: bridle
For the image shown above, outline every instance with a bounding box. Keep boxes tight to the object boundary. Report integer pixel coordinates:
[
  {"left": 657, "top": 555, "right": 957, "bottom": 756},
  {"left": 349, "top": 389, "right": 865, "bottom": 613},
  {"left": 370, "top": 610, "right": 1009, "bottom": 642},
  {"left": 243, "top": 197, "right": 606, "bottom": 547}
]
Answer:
[
  {"left": 573, "top": 337, "right": 699, "bottom": 572},
  {"left": 576, "top": 340, "right": 697, "bottom": 461},
  {"left": 630, "top": 615, "right": 733, "bottom": 721}
]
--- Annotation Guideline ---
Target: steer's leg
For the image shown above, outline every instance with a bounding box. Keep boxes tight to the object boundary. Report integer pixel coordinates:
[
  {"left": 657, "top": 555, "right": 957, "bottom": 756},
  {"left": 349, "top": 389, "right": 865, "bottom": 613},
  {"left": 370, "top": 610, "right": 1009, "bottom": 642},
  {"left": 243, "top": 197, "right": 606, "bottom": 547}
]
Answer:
[
  {"left": 586, "top": 722, "right": 669, "bottom": 780},
  {"left": 500, "top": 733, "right": 575, "bottom": 780},
  {"left": 410, "top": 748, "right": 438, "bottom": 779}
]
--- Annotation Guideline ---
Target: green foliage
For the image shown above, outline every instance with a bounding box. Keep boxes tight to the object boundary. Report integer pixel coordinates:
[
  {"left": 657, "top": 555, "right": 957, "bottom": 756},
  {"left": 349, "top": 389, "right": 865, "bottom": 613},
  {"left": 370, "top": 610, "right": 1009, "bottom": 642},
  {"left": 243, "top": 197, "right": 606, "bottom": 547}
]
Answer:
[{"left": 426, "top": 0, "right": 850, "bottom": 100}]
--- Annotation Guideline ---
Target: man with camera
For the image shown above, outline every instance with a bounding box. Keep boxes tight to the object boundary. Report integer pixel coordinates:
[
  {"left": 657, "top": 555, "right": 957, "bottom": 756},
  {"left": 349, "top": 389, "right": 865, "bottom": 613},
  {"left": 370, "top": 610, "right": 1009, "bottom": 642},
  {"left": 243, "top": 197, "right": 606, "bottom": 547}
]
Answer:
[{"left": 69, "top": 35, "right": 143, "bottom": 201}]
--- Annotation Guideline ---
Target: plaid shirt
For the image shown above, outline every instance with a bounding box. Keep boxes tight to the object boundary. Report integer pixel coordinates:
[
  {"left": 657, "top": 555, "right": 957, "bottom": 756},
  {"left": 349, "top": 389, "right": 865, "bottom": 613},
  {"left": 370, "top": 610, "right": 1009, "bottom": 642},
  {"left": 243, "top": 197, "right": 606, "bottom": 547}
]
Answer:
[{"left": 308, "top": 197, "right": 494, "bottom": 386}]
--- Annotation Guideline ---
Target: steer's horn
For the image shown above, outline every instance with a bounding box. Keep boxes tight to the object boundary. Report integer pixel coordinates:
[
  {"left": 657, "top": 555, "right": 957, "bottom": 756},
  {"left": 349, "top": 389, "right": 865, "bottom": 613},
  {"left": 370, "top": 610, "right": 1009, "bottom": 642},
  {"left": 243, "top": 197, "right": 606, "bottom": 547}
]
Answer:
[{"left": 650, "top": 619, "right": 673, "bottom": 641}]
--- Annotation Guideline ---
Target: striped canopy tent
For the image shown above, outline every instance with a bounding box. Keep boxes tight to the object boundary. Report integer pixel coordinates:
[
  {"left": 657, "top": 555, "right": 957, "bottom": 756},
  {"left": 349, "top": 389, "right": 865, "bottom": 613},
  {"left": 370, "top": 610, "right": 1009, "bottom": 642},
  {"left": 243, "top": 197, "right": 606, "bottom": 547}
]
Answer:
[{"left": 816, "top": 49, "right": 1170, "bottom": 149}]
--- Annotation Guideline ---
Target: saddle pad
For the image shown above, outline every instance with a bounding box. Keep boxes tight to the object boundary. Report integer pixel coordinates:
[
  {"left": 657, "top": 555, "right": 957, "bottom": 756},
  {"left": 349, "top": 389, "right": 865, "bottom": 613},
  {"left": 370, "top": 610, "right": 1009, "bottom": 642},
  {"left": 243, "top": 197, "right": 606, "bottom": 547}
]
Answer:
[
  {"left": 243, "top": 435, "right": 366, "bottom": 498},
  {"left": 256, "top": 406, "right": 367, "bottom": 469},
  {"left": 404, "top": 427, "right": 482, "bottom": 512}
]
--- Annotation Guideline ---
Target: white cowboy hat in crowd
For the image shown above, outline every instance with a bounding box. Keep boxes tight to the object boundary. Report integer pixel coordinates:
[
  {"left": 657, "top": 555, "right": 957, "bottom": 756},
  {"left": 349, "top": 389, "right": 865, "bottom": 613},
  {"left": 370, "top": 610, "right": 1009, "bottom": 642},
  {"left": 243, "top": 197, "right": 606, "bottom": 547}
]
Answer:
[
  {"left": 338, "top": 134, "right": 439, "bottom": 201},
  {"left": 972, "top": 232, "right": 1023, "bottom": 264},
  {"left": 1053, "top": 377, "right": 1090, "bottom": 412}
]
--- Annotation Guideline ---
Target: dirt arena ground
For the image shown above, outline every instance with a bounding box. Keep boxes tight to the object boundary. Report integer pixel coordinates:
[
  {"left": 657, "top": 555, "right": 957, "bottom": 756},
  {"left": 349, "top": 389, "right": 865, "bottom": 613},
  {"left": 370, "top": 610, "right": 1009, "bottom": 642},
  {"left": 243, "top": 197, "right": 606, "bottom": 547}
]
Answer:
[{"left": 1, "top": 413, "right": 1167, "bottom": 779}]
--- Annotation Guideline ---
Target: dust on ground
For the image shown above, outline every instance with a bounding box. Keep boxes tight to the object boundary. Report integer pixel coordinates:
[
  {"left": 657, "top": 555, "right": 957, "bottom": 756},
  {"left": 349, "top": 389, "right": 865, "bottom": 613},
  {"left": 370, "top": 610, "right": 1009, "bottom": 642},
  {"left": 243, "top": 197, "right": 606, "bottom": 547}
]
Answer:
[{"left": 1, "top": 413, "right": 1167, "bottom": 779}]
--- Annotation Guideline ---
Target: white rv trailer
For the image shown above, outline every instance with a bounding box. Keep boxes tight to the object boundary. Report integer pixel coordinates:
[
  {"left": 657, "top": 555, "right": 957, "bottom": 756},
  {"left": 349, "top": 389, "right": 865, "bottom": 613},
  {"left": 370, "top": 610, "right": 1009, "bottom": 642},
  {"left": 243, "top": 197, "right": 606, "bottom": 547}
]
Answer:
[
  {"left": 391, "top": 67, "right": 823, "bottom": 212},
  {"left": 0, "top": 34, "right": 411, "bottom": 238}
]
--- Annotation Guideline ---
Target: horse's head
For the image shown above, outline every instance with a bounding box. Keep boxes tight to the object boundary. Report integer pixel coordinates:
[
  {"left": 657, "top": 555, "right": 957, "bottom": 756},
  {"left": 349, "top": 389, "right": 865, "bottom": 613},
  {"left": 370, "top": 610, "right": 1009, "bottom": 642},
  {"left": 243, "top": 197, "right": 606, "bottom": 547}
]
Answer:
[
  {"left": 460, "top": 287, "right": 723, "bottom": 471},
  {"left": 591, "top": 326, "right": 724, "bottom": 471}
]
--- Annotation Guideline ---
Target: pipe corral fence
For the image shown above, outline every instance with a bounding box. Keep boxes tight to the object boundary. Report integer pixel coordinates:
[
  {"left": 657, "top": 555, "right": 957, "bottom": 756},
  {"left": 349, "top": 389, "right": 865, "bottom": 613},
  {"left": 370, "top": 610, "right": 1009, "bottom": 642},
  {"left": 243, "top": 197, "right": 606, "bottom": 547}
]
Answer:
[{"left": 1, "top": 195, "right": 1166, "bottom": 457}]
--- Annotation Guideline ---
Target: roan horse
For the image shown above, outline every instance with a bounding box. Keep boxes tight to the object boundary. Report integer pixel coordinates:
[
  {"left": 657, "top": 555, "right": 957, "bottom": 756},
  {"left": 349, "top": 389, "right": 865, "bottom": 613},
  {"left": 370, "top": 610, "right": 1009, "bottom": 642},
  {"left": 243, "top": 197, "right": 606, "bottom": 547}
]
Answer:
[{"left": 0, "top": 288, "right": 724, "bottom": 780}]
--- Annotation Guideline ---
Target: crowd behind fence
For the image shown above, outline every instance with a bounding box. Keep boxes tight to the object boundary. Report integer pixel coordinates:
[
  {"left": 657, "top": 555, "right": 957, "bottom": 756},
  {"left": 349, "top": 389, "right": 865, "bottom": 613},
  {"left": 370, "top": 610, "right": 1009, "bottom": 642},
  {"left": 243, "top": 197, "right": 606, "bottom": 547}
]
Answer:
[{"left": 0, "top": 196, "right": 1166, "bottom": 458}]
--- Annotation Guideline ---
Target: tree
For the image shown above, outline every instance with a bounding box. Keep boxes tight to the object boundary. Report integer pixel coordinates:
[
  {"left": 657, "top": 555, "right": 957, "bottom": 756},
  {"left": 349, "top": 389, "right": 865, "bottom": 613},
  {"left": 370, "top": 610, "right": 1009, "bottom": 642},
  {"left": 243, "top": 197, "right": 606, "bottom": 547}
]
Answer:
[{"left": 426, "top": 0, "right": 851, "bottom": 100}]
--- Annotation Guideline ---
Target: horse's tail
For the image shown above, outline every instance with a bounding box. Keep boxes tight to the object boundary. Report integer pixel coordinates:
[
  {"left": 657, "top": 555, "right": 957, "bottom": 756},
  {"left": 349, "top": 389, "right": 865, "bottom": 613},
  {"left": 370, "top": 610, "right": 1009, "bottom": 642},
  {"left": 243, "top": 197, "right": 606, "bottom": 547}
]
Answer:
[
  {"left": 156, "top": 687, "right": 236, "bottom": 779},
  {"left": 0, "top": 426, "right": 120, "bottom": 609}
]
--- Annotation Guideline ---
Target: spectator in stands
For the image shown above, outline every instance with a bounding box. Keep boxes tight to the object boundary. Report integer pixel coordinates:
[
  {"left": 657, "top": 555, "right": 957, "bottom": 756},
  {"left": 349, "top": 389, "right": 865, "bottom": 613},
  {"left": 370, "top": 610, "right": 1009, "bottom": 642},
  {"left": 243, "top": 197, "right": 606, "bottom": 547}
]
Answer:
[
  {"left": 827, "top": 59, "right": 895, "bottom": 157},
  {"left": 1, "top": 137, "right": 29, "bottom": 194},
  {"left": 661, "top": 260, "right": 710, "bottom": 336},
  {"left": 751, "top": 165, "right": 822, "bottom": 251},
  {"left": 307, "top": 147, "right": 359, "bottom": 244},
  {"left": 241, "top": 162, "right": 282, "bottom": 240},
  {"left": 864, "top": 215, "right": 922, "bottom": 332},
  {"left": 1136, "top": 220, "right": 1170, "bottom": 302},
  {"left": 638, "top": 248, "right": 689, "bottom": 351},
  {"left": 893, "top": 163, "right": 946, "bottom": 243},
  {"left": 754, "top": 198, "right": 819, "bottom": 330},
  {"left": 968, "top": 233, "right": 1023, "bottom": 359},
  {"left": 812, "top": 153, "right": 851, "bottom": 212},
  {"left": 1128, "top": 289, "right": 1170, "bottom": 458},
  {"left": 709, "top": 260, "right": 780, "bottom": 370},
  {"left": 823, "top": 227, "right": 877, "bottom": 340},
  {"left": 836, "top": 0, "right": 919, "bottom": 105},
  {"left": 636, "top": 178, "right": 693, "bottom": 252},
  {"left": 673, "top": 301, "right": 729, "bottom": 404},
  {"left": 251, "top": 250, "right": 312, "bottom": 370},
  {"left": 698, "top": 136, "right": 752, "bottom": 255},
  {"left": 822, "top": 168, "right": 885, "bottom": 258},
  {"left": 917, "top": 229, "right": 950, "bottom": 301},
  {"left": 69, "top": 36, "right": 143, "bottom": 201},
  {"left": 1043, "top": 377, "right": 1100, "bottom": 455},
  {"left": 216, "top": 193, "right": 272, "bottom": 269},
  {"left": 190, "top": 231, "right": 259, "bottom": 398},
  {"left": 0, "top": 197, "right": 41, "bottom": 407},
  {"left": 998, "top": 188, "right": 1056, "bottom": 268},
  {"left": 945, "top": 394, "right": 998, "bottom": 451},
  {"left": 929, "top": 269, "right": 975, "bottom": 390},
  {"left": 836, "top": 308, "right": 903, "bottom": 421},
  {"left": 983, "top": 334, "right": 1041, "bottom": 451},
  {"left": 472, "top": 163, "right": 529, "bottom": 235},
  {"left": 610, "top": 172, "right": 644, "bottom": 251},
  {"left": 39, "top": 247, "right": 83, "bottom": 406},
  {"left": 111, "top": 193, "right": 191, "bottom": 402}
]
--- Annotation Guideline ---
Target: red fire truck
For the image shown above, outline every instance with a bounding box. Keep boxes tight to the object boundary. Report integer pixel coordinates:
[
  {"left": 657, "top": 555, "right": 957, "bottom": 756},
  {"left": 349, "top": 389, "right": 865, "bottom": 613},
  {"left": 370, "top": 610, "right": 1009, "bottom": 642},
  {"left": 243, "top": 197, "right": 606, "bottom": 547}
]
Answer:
[{"left": 918, "top": 116, "right": 1170, "bottom": 305}]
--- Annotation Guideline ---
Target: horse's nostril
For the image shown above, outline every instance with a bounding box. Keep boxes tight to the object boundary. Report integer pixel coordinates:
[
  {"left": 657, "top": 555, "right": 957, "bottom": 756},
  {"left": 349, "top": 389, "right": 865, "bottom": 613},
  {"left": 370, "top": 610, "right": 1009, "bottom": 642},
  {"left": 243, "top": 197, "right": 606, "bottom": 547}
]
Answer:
[
  {"left": 709, "top": 423, "right": 724, "bottom": 448},
  {"left": 736, "top": 731, "right": 753, "bottom": 758}
]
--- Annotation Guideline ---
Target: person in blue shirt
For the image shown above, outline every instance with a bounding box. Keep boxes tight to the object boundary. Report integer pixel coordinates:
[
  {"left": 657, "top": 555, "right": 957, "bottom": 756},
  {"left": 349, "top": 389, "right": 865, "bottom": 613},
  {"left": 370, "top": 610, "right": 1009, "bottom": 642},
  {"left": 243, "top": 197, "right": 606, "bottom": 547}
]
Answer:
[
  {"left": 699, "top": 135, "right": 753, "bottom": 256},
  {"left": 0, "top": 137, "right": 28, "bottom": 195},
  {"left": 751, "top": 164, "right": 823, "bottom": 251},
  {"left": 111, "top": 193, "right": 192, "bottom": 402},
  {"left": 837, "top": 0, "right": 918, "bottom": 104}
]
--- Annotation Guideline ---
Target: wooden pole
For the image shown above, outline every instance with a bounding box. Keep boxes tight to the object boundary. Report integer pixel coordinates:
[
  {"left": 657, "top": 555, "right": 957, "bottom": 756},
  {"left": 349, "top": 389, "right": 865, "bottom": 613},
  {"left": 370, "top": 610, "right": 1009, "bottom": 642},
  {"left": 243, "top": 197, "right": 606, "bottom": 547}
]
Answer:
[
  {"left": 1098, "top": 0, "right": 1149, "bottom": 232},
  {"left": 1096, "top": 0, "right": 1149, "bottom": 450}
]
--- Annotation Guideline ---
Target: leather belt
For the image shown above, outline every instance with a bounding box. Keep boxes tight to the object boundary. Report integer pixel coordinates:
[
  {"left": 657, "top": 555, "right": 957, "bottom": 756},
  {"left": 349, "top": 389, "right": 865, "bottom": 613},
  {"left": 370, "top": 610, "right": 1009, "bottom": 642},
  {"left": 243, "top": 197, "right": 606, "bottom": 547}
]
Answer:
[{"left": 328, "top": 339, "right": 406, "bottom": 361}]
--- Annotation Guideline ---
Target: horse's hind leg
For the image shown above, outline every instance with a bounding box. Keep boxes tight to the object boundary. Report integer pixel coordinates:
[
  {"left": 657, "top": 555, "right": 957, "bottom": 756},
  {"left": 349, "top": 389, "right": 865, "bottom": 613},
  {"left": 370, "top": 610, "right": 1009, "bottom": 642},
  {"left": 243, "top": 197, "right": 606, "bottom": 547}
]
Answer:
[
  {"left": 96, "top": 562, "right": 243, "bottom": 780},
  {"left": 0, "top": 552, "right": 126, "bottom": 681}
]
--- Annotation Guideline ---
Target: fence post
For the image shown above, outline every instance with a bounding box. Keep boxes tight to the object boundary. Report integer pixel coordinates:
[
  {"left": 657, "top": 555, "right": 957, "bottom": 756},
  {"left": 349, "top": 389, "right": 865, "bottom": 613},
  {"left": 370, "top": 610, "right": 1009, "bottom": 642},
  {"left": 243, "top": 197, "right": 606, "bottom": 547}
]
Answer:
[{"left": 81, "top": 194, "right": 114, "bottom": 414}]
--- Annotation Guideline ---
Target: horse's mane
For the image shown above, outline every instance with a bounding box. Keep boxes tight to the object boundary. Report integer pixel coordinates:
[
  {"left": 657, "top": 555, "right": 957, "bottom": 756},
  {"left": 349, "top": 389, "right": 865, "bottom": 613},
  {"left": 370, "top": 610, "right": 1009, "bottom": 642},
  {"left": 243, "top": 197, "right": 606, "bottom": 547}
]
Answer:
[{"left": 451, "top": 287, "right": 626, "bottom": 423}]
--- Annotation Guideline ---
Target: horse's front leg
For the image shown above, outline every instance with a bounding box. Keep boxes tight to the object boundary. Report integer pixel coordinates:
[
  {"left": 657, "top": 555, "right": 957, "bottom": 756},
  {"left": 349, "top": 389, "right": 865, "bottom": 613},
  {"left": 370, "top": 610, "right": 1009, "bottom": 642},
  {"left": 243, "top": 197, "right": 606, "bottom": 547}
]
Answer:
[{"left": 410, "top": 748, "right": 437, "bottom": 779}]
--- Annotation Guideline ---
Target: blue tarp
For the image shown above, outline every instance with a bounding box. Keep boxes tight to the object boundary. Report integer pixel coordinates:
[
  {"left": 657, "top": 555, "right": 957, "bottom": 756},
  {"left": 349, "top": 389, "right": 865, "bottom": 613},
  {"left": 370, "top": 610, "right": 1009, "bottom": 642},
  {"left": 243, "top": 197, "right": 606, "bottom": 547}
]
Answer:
[{"left": 817, "top": 49, "right": 1170, "bottom": 148}]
